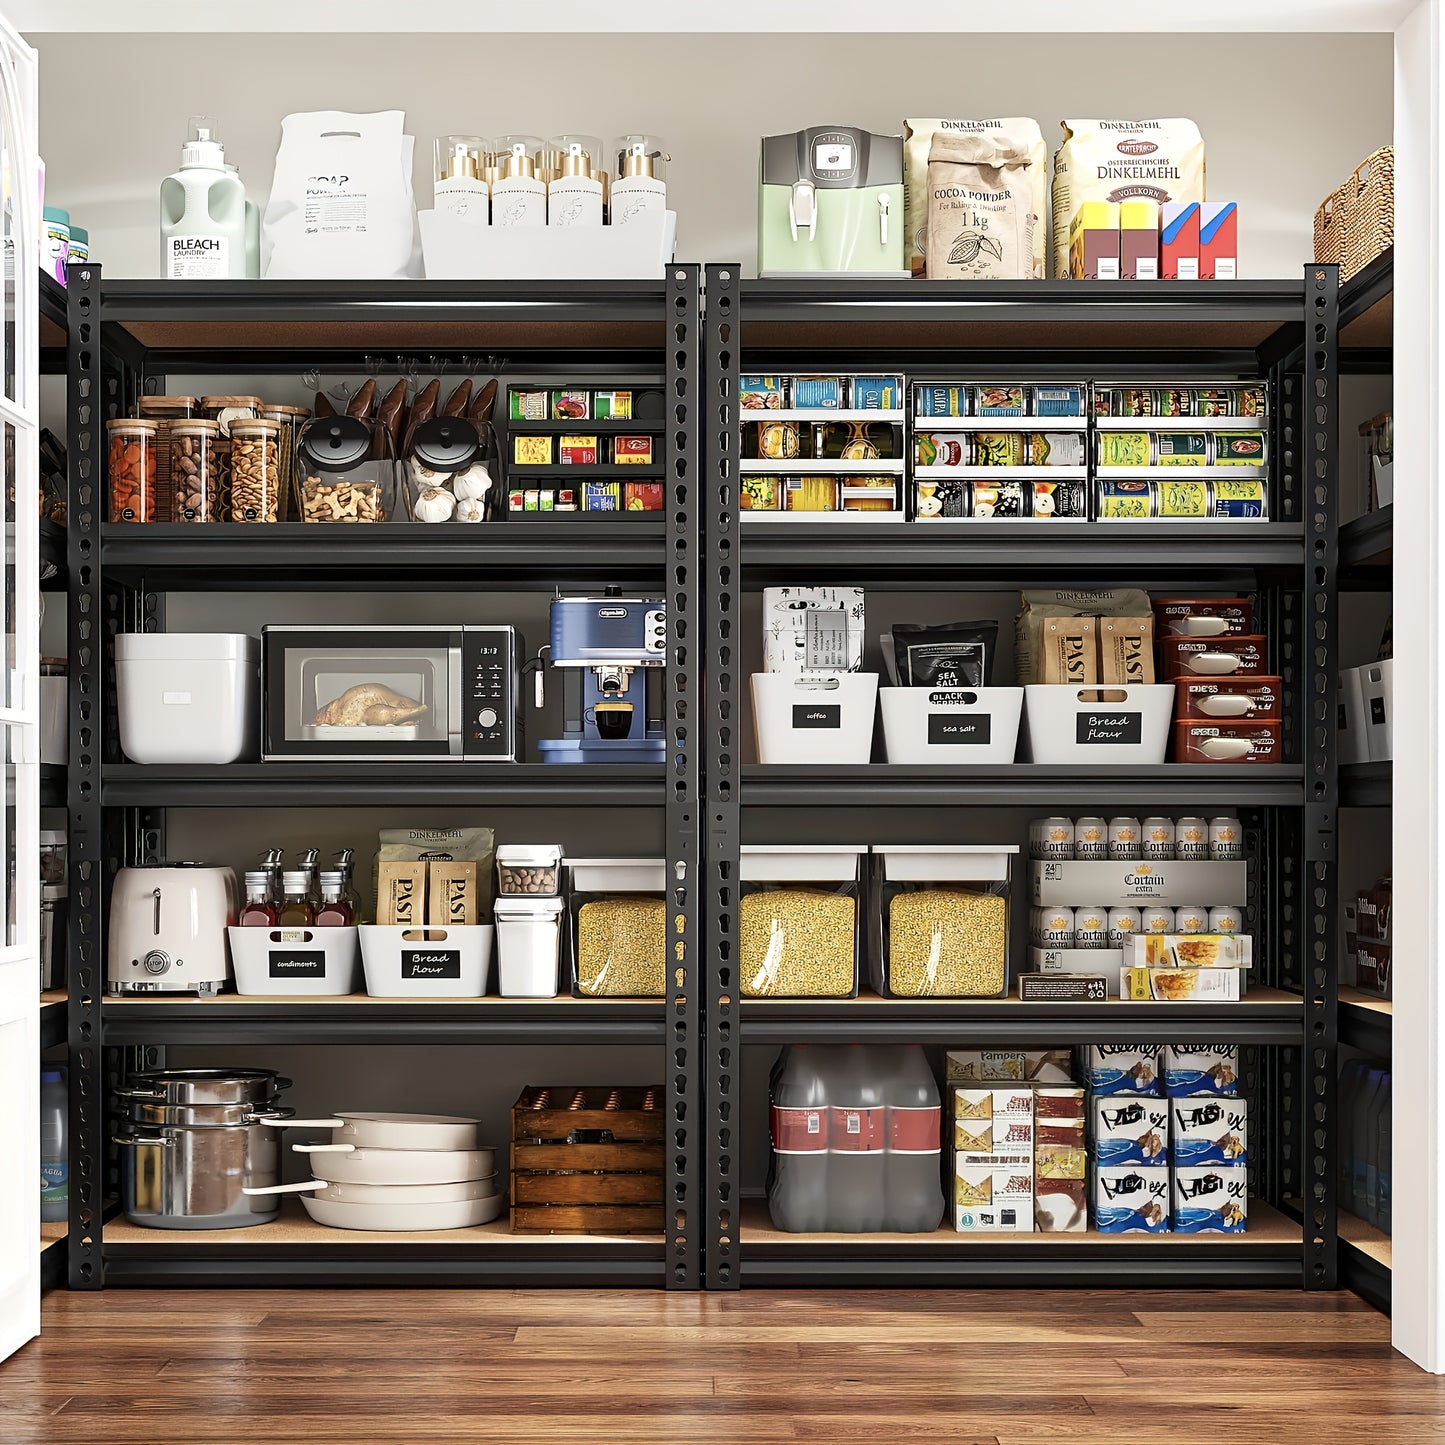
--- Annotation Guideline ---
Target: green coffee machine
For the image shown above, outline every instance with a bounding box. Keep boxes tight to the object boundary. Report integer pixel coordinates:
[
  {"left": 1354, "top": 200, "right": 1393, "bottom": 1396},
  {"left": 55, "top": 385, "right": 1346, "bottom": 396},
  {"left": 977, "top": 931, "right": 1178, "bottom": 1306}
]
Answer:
[{"left": 758, "top": 127, "right": 906, "bottom": 278}]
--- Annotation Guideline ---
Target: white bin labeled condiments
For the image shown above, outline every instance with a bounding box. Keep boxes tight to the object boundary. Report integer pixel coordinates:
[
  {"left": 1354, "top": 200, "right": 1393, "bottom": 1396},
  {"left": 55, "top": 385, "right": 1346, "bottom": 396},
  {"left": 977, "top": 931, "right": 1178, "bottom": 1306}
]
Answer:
[
  {"left": 494, "top": 895, "right": 564, "bottom": 997},
  {"left": 740, "top": 845, "right": 864, "bottom": 998},
  {"left": 751, "top": 673, "right": 879, "bottom": 764},
  {"left": 1022, "top": 684, "right": 1174, "bottom": 765},
  {"left": 358, "top": 925, "right": 493, "bottom": 997},
  {"left": 115, "top": 632, "right": 260, "bottom": 764},
  {"left": 568, "top": 857, "right": 667, "bottom": 998},
  {"left": 229, "top": 925, "right": 360, "bottom": 996},
  {"left": 878, "top": 687, "right": 1024, "bottom": 764}
]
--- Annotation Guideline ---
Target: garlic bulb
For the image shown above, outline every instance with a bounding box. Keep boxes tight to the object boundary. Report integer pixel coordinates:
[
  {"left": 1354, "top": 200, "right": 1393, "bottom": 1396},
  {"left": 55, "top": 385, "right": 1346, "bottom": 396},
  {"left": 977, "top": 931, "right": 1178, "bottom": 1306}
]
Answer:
[
  {"left": 414, "top": 486, "right": 457, "bottom": 523},
  {"left": 456, "top": 497, "right": 486, "bottom": 523},
  {"left": 411, "top": 461, "right": 444, "bottom": 490},
  {"left": 452, "top": 465, "right": 493, "bottom": 503}
]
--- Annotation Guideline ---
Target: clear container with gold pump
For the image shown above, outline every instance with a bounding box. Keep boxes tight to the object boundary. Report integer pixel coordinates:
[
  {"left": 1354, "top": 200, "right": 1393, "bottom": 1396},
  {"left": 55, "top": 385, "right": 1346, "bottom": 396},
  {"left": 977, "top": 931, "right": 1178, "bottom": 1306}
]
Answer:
[
  {"left": 489, "top": 135, "right": 547, "bottom": 228},
  {"left": 433, "top": 135, "right": 489, "bottom": 224},
  {"left": 546, "top": 134, "right": 604, "bottom": 227},
  {"left": 610, "top": 135, "right": 669, "bottom": 227}
]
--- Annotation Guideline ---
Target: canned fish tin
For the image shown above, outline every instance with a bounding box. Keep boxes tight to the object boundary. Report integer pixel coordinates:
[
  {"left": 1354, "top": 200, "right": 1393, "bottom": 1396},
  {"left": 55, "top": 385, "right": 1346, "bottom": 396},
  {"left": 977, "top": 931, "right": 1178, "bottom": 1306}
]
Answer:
[
  {"left": 970, "top": 480, "right": 1024, "bottom": 518},
  {"left": 1107, "top": 817, "right": 1143, "bottom": 861},
  {"left": 1097, "top": 478, "right": 1156, "bottom": 519},
  {"left": 1032, "top": 384, "right": 1086, "bottom": 418},
  {"left": 1097, "top": 432, "right": 1152, "bottom": 468},
  {"left": 971, "top": 384, "right": 1026, "bottom": 417},
  {"left": 1173, "top": 817, "right": 1210, "bottom": 859},
  {"left": 1107, "top": 906, "right": 1142, "bottom": 949},
  {"left": 1074, "top": 907, "right": 1109, "bottom": 949},
  {"left": 1209, "top": 816, "right": 1244, "bottom": 860},
  {"left": 1073, "top": 817, "right": 1108, "bottom": 860},
  {"left": 1141, "top": 906, "right": 1176, "bottom": 934},
  {"left": 1030, "top": 817, "right": 1075, "bottom": 860},
  {"left": 1211, "top": 477, "right": 1268, "bottom": 518},
  {"left": 1030, "top": 479, "right": 1087, "bottom": 518},
  {"left": 1157, "top": 478, "right": 1211, "bottom": 518},
  {"left": 1142, "top": 817, "right": 1175, "bottom": 860},
  {"left": 1208, "top": 906, "right": 1244, "bottom": 934},
  {"left": 1174, "top": 905, "right": 1210, "bottom": 935},
  {"left": 1213, "top": 432, "right": 1267, "bottom": 466},
  {"left": 1033, "top": 905, "right": 1076, "bottom": 947}
]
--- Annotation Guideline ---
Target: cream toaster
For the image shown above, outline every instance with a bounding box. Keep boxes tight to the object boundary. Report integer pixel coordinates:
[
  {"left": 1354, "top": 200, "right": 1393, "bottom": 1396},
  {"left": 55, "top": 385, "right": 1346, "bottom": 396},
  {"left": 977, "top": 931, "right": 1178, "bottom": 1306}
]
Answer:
[{"left": 108, "top": 863, "right": 238, "bottom": 995}]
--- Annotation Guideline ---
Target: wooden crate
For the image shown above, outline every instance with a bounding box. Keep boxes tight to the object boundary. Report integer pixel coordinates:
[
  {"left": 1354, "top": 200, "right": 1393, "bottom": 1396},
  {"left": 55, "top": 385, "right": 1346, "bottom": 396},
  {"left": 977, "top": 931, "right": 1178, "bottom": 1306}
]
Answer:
[{"left": 510, "top": 1085, "right": 665, "bottom": 1234}]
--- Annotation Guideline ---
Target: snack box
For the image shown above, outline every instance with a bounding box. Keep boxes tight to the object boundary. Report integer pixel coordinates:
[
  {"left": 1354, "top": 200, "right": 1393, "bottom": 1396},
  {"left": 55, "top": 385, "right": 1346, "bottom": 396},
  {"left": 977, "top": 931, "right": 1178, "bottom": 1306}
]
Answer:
[
  {"left": 1151, "top": 598, "right": 1253, "bottom": 637},
  {"left": 1123, "top": 967, "right": 1243, "bottom": 1002},
  {"left": 1159, "top": 635, "right": 1269, "bottom": 678},
  {"left": 1173, "top": 675, "right": 1282, "bottom": 722},
  {"left": 1083, "top": 1044, "right": 1161, "bottom": 1097},
  {"left": 954, "top": 1154, "right": 1034, "bottom": 1232},
  {"left": 953, "top": 1086, "right": 1035, "bottom": 1141},
  {"left": 1127, "top": 934, "right": 1252, "bottom": 970},
  {"left": 1035, "top": 1178, "right": 1087, "bottom": 1232},
  {"left": 946, "top": 1049, "right": 1073, "bottom": 1085},
  {"left": 1032, "top": 859, "right": 1247, "bottom": 906},
  {"left": 1162, "top": 1043, "right": 1240, "bottom": 1097},
  {"left": 1171, "top": 1096, "right": 1248, "bottom": 1165},
  {"left": 1172, "top": 719, "right": 1283, "bottom": 764},
  {"left": 1172, "top": 1165, "right": 1248, "bottom": 1232},
  {"left": 1033, "top": 1086, "right": 1086, "bottom": 1121},
  {"left": 1091, "top": 1095, "right": 1170, "bottom": 1166},
  {"left": 1092, "top": 1164, "right": 1170, "bottom": 1233},
  {"left": 1034, "top": 1144, "right": 1087, "bottom": 1180},
  {"left": 582, "top": 481, "right": 621, "bottom": 511}
]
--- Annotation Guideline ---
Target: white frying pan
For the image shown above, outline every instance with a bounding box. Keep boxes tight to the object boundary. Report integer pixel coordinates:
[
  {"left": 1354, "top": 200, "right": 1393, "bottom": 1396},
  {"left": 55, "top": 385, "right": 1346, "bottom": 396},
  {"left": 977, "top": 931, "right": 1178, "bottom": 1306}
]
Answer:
[
  {"left": 300, "top": 1192, "right": 504, "bottom": 1231},
  {"left": 243, "top": 1176, "right": 497, "bottom": 1206},
  {"left": 272, "top": 1111, "right": 483, "bottom": 1151},
  {"left": 290, "top": 1143, "right": 496, "bottom": 1186}
]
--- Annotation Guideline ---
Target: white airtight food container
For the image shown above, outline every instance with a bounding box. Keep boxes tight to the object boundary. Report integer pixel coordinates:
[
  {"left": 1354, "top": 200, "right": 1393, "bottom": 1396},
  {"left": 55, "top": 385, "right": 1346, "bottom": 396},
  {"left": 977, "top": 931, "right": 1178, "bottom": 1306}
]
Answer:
[
  {"left": 115, "top": 633, "right": 259, "bottom": 764},
  {"left": 494, "top": 894, "right": 564, "bottom": 997}
]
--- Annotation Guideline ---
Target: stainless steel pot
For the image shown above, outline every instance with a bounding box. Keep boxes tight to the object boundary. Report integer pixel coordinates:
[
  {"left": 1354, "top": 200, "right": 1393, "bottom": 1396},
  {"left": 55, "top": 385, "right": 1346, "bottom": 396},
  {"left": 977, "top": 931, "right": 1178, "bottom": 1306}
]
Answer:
[
  {"left": 114, "top": 1120, "right": 283, "bottom": 1229},
  {"left": 124, "top": 1101, "right": 294, "bottom": 1130},
  {"left": 116, "top": 1067, "right": 290, "bottom": 1107}
]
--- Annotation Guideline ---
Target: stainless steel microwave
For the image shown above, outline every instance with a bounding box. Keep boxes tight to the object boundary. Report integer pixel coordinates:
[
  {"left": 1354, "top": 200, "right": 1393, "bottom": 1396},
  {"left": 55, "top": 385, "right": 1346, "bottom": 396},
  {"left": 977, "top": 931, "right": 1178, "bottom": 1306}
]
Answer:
[{"left": 261, "top": 625, "right": 519, "bottom": 761}]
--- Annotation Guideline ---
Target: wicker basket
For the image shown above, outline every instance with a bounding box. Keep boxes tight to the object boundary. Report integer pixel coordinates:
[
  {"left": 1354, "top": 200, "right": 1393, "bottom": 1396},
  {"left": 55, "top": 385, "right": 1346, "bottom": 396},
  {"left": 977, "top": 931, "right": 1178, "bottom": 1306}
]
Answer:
[
  {"left": 1313, "top": 181, "right": 1349, "bottom": 268},
  {"left": 1343, "top": 145, "right": 1394, "bottom": 282}
]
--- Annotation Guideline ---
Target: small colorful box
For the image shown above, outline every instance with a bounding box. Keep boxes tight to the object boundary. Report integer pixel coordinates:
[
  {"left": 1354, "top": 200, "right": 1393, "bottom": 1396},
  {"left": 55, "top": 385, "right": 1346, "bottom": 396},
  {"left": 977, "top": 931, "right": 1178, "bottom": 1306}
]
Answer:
[
  {"left": 583, "top": 481, "right": 621, "bottom": 512},
  {"left": 1120, "top": 199, "right": 1160, "bottom": 281},
  {"left": 508, "top": 489, "right": 525, "bottom": 511},
  {"left": 1199, "top": 202, "right": 1238, "bottom": 281},
  {"left": 509, "top": 389, "right": 548, "bottom": 420},
  {"left": 560, "top": 435, "right": 599, "bottom": 466},
  {"left": 614, "top": 435, "right": 654, "bottom": 466},
  {"left": 1161, "top": 202, "right": 1201, "bottom": 281},
  {"left": 624, "top": 482, "right": 664, "bottom": 511},
  {"left": 513, "top": 435, "right": 554, "bottom": 466},
  {"left": 1069, "top": 201, "right": 1121, "bottom": 281},
  {"left": 740, "top": 476, "right": 780, "bottom": 511},
  {"left": 551, "top": 390, "right": 589, "bottom": 421},
  {"left": 593, "top": 389, "right": 633, "bottom": 419},
  {"left": 740, "top": 375, "right": 785, "bottom": 410}
]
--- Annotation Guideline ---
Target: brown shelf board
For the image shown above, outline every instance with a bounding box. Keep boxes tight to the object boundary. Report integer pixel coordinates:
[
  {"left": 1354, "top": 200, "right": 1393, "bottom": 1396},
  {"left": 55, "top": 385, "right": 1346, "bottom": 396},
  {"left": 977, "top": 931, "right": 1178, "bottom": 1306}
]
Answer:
[
  {"left": 40, "top": 989, "right": 66, "bottom": 1007},
  {"left": 1341, "top": 288, "right": 1393, "bottom": 350},
  {"left": 1339, "top": 1209, "right": 1392, "bottom": 1270},
  {"left": 1339, "top": 987, "right": 1393, "bottom": 1018},
  {"left": 40, "top": 1222, "right": 67, "bottom": 1247},
  {"left": 102, "top": 991, "right": 655, "bottom": 1008},
  {"left": 742, "top": 985, "right": 1302, "bottom": 1011}
]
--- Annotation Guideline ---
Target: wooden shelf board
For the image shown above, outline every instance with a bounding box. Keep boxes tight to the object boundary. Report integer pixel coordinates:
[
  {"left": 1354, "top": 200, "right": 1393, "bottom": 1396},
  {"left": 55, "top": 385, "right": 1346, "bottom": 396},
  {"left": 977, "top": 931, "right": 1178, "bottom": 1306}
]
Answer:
[
  {"left": 1338, "top": 1209, "right": 1392, "bottom": 1269},
  {"left": 741, "top": 985, "right": 1303, "bottom": 1009},
  {"left": 39, "top": 1222, "right": 67, "bottom": 1246},
  {"left": 102, "top": 992, "right": 655, "bottom": 1008},
  {"left": 1339, "top": 987, "right": 1393, "bottom": 1018},
  {"left": 40, "top": 990, "right": 66, "bottom": 1007}
]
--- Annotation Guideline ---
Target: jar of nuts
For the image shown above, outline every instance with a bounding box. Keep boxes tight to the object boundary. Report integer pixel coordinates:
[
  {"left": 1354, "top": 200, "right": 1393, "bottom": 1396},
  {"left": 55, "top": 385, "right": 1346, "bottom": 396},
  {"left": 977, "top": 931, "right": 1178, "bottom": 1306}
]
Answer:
[
  {"left": 497, "top": 845, "right": 563, "bottom": 896},
  {"left": 169, "top": 420, "right": 223, "bottom": 523},
  {"left": 228, "top": 418, "right": 282, "bottom": 523},
  {"left": 106, "top": 418, "right": 159, "bottom": 523}
]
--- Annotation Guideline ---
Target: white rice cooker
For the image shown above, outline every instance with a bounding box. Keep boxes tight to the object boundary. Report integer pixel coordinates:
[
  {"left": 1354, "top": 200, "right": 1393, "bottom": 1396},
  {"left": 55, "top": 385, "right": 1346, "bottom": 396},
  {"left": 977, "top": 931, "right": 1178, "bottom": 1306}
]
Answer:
[{"left": 108, "top": 863, "right": 238, "bottom": 995}]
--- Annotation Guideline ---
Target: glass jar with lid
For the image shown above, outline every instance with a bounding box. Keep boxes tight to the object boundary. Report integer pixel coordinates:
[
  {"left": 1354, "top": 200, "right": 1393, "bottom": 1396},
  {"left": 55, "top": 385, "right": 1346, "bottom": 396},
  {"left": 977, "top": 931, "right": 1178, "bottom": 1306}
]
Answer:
[
  {"left": 106, "top": 418, "right": 159, "bottom": 522},
  {"left": 138, "top": 395, "right": 199, "bottom": 518},
  {"left": 258, "top": 403, "right": 312, "bottom": 520},
  {"left": 227, "top": 418, "right": 282, "bottom": 523},
  {"left": 297, "top": 415, "right": 390, "bottom": 523},
  {"left": 200, "top": 395, "right": 263, "bottom": 509},
  {"left": 169, "top": 419, "right": 223, "bottom": 522}
]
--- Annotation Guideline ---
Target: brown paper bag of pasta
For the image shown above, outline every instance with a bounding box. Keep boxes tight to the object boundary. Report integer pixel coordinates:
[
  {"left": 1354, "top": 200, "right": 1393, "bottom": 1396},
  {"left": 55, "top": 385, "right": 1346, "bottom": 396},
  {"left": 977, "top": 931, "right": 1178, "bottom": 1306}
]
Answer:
[{"left": 925, "top": 131, "right": 1037, "bottom": 281}]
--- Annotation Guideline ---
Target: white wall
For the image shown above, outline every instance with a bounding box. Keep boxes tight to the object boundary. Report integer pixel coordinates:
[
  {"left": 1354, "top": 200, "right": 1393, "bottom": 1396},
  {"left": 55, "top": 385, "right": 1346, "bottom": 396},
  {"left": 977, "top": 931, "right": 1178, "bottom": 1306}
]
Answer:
[{"left": 31, "top": 30, "right": 1391, "bottom": 278}]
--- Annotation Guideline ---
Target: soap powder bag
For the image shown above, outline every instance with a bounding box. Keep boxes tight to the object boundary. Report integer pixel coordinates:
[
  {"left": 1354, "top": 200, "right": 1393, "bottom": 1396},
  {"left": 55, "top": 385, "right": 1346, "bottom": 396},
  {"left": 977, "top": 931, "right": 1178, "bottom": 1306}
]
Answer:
[
  {"left": 925, "top": 130, "right": 1039, "bottom": 282},
  {"left": 263, "top": 110, "right": 422, "bottom": 279},
  {"left": 1050, "top": 119, "right": 1205, "bottom": 280},
  {"left": 904, "top": 119, "right": 1046, "bottom": 280}
]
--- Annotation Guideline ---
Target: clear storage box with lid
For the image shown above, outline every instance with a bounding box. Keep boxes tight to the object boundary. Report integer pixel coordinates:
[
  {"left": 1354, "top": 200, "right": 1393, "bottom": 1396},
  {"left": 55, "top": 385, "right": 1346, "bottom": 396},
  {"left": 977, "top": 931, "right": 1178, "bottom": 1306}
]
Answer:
[
  {"left": 106, "top": 418, "right": 159, "bottom": 522},
  {"left": 567, "top": 858, "right": 667, "bottom": 998},
  {"left": 497, "top": 845, "right": 563, "bottom": 897},
  {"left": 228, "top": 418, "right": 283, "bottom": 523},
  {"left": 408, "top": 416, "right": 495, "bottom": 524},
  {"left": 872, "top": 845, "right": 1018, "bottom": 998},
  {"left": 297, "top": 415, "right": 392, "bottom": 523},
  {"left": 199, "top": 394, "right": 262, "bottom": 509},
  {"left": 169, "top": 419, "right": 223, "bottom": 522},
  {"left": 739, "top": 845, "right": 865, "bottom": 998}
]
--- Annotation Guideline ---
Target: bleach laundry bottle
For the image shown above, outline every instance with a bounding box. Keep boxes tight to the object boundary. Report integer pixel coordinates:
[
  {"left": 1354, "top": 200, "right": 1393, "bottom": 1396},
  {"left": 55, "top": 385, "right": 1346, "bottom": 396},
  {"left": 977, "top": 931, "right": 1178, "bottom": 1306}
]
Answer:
[{"left": 160, "top": 117, "right": 251, "bottom": 279}]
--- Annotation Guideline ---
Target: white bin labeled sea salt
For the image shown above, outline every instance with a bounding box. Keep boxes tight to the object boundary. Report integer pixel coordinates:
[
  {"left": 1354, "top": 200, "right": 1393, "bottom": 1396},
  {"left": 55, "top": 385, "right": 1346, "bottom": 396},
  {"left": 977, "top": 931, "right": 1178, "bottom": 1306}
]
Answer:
[
  {"left": 1083, "top": 1044, "right": 1161, "bottom": 1096},
  {"left": 1090, "top": 1095, "right": 1169, "bottom": 1167},
  {"left": 1092, "top": 1164, "right": 1169, "bottom": 1233},
  {"left": 1162, "top": 1043, "right": 1239, "bottom": 1097},
  {"left": 1171, "top": 1097, "right": 1248, "bottom": 1167},
  {"left": 1172, "top": 1165, "right": 1248, "bottom": 1233}
]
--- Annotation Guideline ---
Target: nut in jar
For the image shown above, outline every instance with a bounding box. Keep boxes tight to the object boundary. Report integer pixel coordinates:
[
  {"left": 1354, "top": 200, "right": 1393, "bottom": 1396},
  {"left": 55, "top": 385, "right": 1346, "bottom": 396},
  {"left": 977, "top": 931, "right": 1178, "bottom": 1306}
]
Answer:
[
  {"left": 106, "top": 418, "right": 159, "bottom": 523},
  {"left": 169, "top": 419, "right": 223, "bottom": 523},
  {"left": 227, "top": 418, "right": 282, "bottom": 523}
]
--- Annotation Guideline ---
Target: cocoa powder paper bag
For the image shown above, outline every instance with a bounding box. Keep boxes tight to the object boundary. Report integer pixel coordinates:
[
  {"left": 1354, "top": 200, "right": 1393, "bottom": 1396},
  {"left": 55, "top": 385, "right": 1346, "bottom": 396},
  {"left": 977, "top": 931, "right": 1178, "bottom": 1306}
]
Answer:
[{"left": 925, "top": 130, "right": 1038, "bottom": 281}]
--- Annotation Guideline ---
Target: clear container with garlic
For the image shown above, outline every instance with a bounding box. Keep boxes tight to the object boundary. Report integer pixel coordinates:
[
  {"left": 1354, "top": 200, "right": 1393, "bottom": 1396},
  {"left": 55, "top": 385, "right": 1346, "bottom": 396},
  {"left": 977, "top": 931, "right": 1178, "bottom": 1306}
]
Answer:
[
  {"left": 295, "top": 415, "right": 393, "bottom": 523},
  {"left": 408, "top": 416, "right": 496, "bottom": 524}
]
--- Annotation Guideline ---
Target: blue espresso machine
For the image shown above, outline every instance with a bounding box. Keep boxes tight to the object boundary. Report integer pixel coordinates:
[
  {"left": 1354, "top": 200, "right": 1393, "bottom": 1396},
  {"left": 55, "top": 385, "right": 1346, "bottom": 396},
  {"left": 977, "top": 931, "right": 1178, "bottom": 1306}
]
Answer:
[{"left": 537, "top": 592, "right": 667, "bottom": 764}]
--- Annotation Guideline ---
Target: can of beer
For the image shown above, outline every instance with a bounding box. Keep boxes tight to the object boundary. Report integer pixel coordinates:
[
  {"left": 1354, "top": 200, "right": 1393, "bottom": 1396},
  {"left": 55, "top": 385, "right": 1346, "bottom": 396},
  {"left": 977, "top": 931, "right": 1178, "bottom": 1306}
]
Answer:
[
  {"left": 1097, "top": 431, "right": 1152, "bottom": 468},
  {"left": 1141, "top": 906, "right": 1176, "bottom": 935},
  {"left": 1209, "top": 816, "right": 1245, "bottom": 860},
  {"left": 1174, "top": 905, "right": 1210, "bottom": 934},
  {"left": 1208, "top": 905, "right": 1244, "bottom": 935},
  {"left": 970, "top": 479, "right": 1024, "bottom": 518},
  {"left": 1032, "top": 905, "right": 1076, "bottom": 947},
  {"left": 971, "top": 384, "right": 1027, "bottom": 417},
  {"left": 1213, "top": 432, "right": 1267, "bottom": 466},
  {"left": 1211, "top": 477, "right": 1269, "bottom": 518},
  {"left": 1107, "top": 906, "right": 1142, "bottom": 949},
  {"left": 1142, "top": 817, "right": 1175, "bottom": 860},
  {"left": 1030, "top": 817, "right": 1075, "bottom": 860},
  {"left": 1157, "top": 478, "right": 1212, "bottom": 518},
  {"left": 1074, "top": 907, "right": 1109, "bottom": 949},
  {"left": 1153, "top": 433, "right": 1210, "bottom": 466},
  {"left": 1032, "top": 384, "right": 1086, "bottom": 418},
  {"left": 1031, "top": 479, "right": 1088, "bottom": 518},
  {"left": 1108, "top": 817, "right": 1143, "bottom": 860},
  {"left": 1097, "top": 478, "right": 1156, "bottom": 519},
  {"left": 1174, "top": 817, "right": 1210, "bottom": 859},
  {"left": 1073, "top": 817, "right": 1108, "bottom": 860}
]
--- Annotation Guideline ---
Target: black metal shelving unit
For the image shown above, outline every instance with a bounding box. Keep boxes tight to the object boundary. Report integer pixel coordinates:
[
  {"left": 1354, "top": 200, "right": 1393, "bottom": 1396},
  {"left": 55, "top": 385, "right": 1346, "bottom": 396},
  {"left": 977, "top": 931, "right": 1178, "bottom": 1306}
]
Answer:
[
  {"left": 62, "top": 266, "right": 704, "bottom": 1290},
  {"left": 705, "top": 263, "right": 1340, "bottom": 1292}
]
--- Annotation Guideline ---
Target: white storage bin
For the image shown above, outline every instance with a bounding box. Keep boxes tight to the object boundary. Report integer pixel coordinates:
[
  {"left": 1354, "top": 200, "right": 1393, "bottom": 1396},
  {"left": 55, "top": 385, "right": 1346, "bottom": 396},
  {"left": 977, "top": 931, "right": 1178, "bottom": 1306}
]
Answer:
[
  {"left": 39, "top": 674, "right": 67, "bottom": 764},
  {"left": 115, "top": 633, "right": 259, "bottom": 764},
  {"left": 1338, "top": 667, "right": 1370, "bottom": 765},
  {"left": 229, "top": 925, "right": 361, "bottom": 997},
  {"left": 359, "top": 925, "right": 493, "bottom": 998},
  {"left": 1358, "top": 660, "right": 1394, "bottom": 762},
  {"left": 1021, "top": 684, "right": 1174, "bottom": 765},
  {"left": 751, "top": 672, "right": 878, "bottom": 765},
  {"left": 494, "top": 895, "right": 563, "bottom": 998},
  {"left": 879, "top": 686, "right": 1024, "bottom": 764}
]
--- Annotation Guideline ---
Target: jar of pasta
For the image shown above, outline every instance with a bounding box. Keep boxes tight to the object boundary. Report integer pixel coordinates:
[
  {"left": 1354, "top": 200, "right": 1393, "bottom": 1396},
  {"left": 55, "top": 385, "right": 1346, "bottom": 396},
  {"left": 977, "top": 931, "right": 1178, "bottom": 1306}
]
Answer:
[
  {"left": 227, "top": 418, "right": 281, "bottom": 523},
  {"left": 106, "top": 418, "right": 159, "bottom": 523}
]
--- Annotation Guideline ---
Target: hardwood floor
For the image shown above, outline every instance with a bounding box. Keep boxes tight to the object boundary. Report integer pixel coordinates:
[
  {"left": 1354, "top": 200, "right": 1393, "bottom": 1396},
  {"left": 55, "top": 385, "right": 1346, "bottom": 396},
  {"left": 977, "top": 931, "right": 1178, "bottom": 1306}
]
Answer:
[{"left": 2, "top": 1288, "right": 1440, "bottom": 1444}]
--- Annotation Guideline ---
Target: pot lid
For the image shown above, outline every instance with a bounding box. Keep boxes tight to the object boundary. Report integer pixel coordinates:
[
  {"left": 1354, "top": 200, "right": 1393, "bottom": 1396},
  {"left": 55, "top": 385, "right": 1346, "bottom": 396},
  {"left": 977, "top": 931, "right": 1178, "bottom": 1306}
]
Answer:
[
  {"left": 299, "top": 416, "right": 372, "bottom": 471},
  {"left": 411, "top": 417, "right": 481, "bottom": 472}
]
